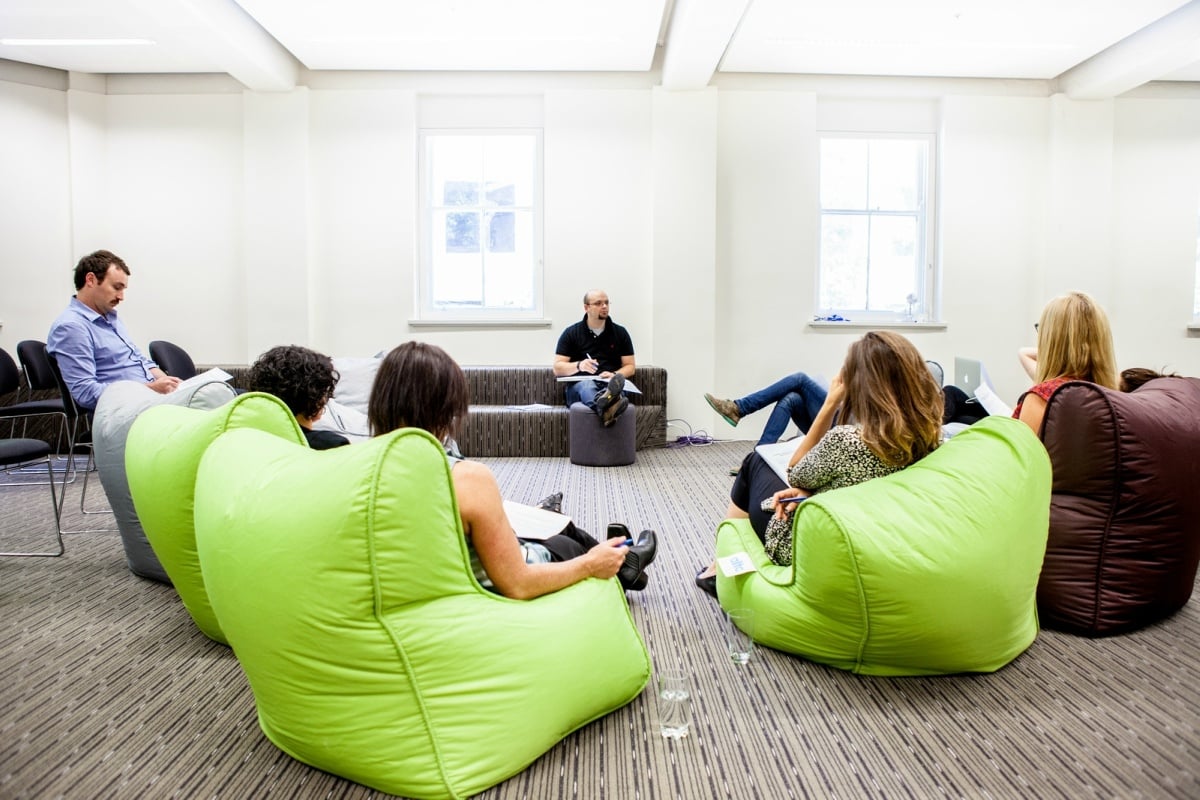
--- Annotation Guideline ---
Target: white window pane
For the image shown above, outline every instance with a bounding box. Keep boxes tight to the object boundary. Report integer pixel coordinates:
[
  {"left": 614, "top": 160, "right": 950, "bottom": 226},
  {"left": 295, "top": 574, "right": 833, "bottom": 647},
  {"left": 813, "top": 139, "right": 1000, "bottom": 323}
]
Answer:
[
  {"left": 483, "top": 136, "right": 535, "bottom": 207},
  {"left": 869, "top": 140, "right": 924, "bottom": 212},
  {"left": 820, "top": 214, "right": 868, "bottom": 309},
  {"left": 483, "top": 210, "right": 535, "bottom": 309},
  {"left": 866, "top": 215, "right": 919, "bottom": 311},
  {"left": 430, "top": 137, "right": 483, "bottom": 207},
  {"left": 821, "top": 139, "right": 868, "bottom": 210}
]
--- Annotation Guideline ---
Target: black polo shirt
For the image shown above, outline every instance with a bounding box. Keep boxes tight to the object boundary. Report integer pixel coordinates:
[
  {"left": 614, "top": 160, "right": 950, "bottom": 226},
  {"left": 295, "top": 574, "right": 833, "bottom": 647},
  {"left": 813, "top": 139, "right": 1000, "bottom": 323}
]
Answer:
[{"left": 555, "top": 315, "right": 634, "bottom": 374}]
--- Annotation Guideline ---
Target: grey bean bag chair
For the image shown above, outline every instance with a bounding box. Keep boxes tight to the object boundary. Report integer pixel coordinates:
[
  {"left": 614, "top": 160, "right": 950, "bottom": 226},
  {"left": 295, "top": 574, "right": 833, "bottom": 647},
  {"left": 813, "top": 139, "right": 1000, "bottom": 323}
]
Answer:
[{"left": 93, "top": 378, "right": 237, "bottom": 582}]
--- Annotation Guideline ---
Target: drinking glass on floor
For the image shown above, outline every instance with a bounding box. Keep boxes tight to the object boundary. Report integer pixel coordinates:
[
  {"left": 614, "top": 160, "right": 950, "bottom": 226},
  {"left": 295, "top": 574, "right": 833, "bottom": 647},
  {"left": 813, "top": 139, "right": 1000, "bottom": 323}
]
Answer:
[
  {"left": 725, "top": 608, "right": 755, "bottom": 665},
  {"left": 656, "top": 669, "right": 691, "bottom": 739}
]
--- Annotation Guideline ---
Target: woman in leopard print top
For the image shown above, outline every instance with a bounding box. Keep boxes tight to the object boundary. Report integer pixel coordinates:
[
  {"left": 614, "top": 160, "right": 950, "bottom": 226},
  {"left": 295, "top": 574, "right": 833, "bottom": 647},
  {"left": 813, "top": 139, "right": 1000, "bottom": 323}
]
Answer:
[{"left": 696, "top": 331, "right": 944, "bottom": 590}]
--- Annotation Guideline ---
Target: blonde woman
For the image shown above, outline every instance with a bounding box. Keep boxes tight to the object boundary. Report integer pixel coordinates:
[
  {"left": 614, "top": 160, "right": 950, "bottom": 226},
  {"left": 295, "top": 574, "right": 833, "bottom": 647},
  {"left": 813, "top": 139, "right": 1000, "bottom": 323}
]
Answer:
[
  {"left": 1014, "top": 291, "right": 1117, "bottom": 435},
  {"left": 696, "top": 331, "right": 945, "bottom": 591}
]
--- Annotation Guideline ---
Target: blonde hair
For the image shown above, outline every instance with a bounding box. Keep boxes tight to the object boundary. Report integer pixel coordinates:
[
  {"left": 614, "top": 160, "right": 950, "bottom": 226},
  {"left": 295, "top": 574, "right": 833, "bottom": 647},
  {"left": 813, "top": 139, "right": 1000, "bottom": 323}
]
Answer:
[
  {"left": 840, "top": 331, "right": 944, "bottom": 467},
  {"left": 1035, "top": 291, "right": 1118, "bottom": 390}
]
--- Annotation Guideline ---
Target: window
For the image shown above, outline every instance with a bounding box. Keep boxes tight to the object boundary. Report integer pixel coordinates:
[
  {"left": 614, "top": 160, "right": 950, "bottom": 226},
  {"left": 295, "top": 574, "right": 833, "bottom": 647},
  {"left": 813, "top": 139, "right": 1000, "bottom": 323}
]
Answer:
[
  {"left": 418, "top": 130, "right": 543, "bottom": 320},
  {"left": 817, "top": 133, "right": 935, "bottom": 322}
]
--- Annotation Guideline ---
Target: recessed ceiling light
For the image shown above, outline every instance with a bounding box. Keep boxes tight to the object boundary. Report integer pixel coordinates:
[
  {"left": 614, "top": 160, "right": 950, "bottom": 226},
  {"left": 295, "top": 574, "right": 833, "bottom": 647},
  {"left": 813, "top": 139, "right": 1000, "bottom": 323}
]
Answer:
[{"left": 0, "top": 38, "right": 156, "bottom": 47}]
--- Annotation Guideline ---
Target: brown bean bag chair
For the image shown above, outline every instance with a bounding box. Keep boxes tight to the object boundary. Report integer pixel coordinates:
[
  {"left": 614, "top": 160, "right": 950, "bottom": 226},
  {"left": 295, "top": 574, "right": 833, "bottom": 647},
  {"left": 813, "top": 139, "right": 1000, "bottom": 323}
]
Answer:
[{"left": 1038, "top": 377, "right": 1200, "bottom": 636}]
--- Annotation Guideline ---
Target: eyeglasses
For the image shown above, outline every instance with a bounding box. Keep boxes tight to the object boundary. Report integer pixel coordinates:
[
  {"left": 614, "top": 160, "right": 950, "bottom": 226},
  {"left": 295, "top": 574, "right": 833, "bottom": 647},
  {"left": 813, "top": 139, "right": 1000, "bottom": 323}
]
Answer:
[{"left": 588, "top": 300, "right": 610, "bottom": 307}]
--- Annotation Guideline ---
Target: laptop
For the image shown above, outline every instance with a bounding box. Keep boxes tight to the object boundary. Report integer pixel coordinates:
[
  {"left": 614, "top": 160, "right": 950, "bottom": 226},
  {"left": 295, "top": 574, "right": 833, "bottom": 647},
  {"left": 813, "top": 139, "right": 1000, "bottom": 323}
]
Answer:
[
  {"left": 954, "top": 357, "right": 1012, "bottom": 417},
  {"left": 954, "top": 357, "right": 985, "bottom": 399}
]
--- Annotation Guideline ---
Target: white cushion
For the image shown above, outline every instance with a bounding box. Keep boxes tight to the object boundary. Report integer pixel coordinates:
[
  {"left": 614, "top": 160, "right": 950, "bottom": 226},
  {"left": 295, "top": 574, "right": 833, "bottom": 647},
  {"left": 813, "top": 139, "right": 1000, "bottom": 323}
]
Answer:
[
  {"left": 331, "top": 356, "right": 381, "bottom": 414},
  {"left": 311, "top": 397, "right": 371, "bottom": 442}
]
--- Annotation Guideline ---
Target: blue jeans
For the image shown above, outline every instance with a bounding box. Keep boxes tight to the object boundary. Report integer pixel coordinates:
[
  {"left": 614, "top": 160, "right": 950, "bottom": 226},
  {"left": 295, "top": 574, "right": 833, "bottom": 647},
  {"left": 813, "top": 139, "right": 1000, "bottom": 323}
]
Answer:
[
  {"left": 735, "top": 372, "right": 828, "bottom": 445},
  {"left": 565, "top": 378, "right": 619, "bottom": 410}
]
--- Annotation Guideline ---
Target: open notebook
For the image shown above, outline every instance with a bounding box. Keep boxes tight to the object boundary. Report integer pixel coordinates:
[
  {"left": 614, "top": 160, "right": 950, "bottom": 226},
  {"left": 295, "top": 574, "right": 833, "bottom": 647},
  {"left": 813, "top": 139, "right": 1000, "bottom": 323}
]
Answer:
[{"left": 754, "top": 439, "right": 801, "bottom": 484}]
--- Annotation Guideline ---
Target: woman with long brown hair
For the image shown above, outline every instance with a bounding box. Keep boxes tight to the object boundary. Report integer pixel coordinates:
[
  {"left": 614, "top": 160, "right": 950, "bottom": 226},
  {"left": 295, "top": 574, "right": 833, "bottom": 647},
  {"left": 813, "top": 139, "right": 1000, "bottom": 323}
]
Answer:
[{"left": 696, "top": 330, "right": 944, "bottom": 592}]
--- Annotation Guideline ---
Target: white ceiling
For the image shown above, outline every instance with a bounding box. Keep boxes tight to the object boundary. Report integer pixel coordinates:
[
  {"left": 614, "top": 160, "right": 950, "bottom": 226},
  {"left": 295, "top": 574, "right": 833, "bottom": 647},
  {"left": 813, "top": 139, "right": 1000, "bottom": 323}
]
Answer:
[{"left": 1, "top": 0, "right": 1198, "bottom": 96}]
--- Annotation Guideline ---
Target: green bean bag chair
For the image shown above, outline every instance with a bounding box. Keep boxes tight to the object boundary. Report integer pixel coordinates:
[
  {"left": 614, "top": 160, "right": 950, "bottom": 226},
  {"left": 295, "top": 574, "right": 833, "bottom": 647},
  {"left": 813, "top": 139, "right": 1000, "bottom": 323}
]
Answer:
[
  {"left": 193, "top": 425, "right": 651, "bottom": 800},
  {"left": 715, "top": 416, "right": 1051, "bottom": 676},
  {"left": 126, "top": 393, "right": 305, "bottom": 644}
]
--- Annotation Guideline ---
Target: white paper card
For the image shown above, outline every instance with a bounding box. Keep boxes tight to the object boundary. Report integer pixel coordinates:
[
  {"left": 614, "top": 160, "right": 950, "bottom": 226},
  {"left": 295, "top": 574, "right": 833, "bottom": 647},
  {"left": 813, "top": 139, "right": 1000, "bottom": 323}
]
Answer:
[{"left": 717, "top": 552, "right": 758, "bottom": 577}]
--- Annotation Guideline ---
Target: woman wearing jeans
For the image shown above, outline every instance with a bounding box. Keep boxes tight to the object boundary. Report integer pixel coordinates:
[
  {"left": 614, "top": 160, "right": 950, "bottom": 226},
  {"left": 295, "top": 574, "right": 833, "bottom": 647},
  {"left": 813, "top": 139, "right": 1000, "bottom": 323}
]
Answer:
[{"left": 705, "top": 372, "right": 829, "bottom": 446}]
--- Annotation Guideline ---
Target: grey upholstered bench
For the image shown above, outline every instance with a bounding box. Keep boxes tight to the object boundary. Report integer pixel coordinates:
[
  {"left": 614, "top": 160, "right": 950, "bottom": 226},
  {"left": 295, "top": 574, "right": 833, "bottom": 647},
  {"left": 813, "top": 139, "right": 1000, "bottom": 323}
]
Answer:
[
  {"left": 458, "top": 365, "right": 667, "bottom": 458},
  {"left": 216, "top": 362, "right": 667, "bottom": 459}
]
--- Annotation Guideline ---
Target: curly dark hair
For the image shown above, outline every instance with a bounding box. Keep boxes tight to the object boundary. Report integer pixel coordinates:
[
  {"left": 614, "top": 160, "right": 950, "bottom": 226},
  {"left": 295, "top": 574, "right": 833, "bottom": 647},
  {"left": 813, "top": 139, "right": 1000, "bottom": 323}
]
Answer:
[
  {"left": 368, "top": 341, "right": 469, "bottom": 441},
  {"left": 247, "top": 345, "right": 339, "bottom": 421},
  {"left": 74, "top": 250, "right": 129, "bottom": 290}
]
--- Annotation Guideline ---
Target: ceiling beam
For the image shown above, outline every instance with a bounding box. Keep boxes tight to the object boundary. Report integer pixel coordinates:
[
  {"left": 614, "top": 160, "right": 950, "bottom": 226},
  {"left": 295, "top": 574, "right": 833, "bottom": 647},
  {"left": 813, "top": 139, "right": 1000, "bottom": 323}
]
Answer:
[
  {"left": 1055, "top": 0, "right": 1200, "bottom": 99},
  {"left": 660, "top": 0, "right": 751, "bottom": 91},
  {"left": 167, "top": 0, "right": 299, "bottom": 91}
]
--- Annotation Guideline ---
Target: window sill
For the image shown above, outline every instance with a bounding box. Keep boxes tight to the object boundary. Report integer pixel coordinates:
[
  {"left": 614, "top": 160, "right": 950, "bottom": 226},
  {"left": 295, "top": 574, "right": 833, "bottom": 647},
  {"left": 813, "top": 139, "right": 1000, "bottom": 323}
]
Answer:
[
  {"left": 1187, "top": 323, "right": 1200, "bottom": 334},
  {"left": 408, "top": 318, "right": 553, "bottom": 330},
  {"left": 808, "top": 320, "right": 948, "bottom": 331}
]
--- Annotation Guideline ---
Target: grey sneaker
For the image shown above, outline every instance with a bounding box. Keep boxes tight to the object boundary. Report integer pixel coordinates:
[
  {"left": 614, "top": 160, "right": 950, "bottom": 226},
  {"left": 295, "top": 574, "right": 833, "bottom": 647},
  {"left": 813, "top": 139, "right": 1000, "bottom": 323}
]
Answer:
[
  {"left": 594, "top": 373, "right": 626, "bottom": 416},
  {"left": 704, "top": 393, "right": 740, "bottom": 427},
  {"left": 536, "top": 491, "right": 563, "bottom": 514},
  {"left": 601, "top": 395, "right": 630, "bottom": 428}
]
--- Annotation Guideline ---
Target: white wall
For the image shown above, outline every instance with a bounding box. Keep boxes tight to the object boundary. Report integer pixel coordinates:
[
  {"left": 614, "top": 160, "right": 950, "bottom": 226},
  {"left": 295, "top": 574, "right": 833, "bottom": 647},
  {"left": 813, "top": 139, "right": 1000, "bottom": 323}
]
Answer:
[
  {"left": 0, "top": 78, "right": 72, "bottom": 345},
  {"left": 2, "top": 63, "right": 1198, "bottom": 435},
  {"left": 1111, "top": 97, "right": 1200, "bottom": 376}
]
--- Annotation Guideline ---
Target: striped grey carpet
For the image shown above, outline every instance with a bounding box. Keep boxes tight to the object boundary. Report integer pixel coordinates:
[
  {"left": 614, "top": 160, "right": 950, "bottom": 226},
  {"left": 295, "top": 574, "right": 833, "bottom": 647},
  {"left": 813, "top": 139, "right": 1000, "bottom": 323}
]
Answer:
[{"left": 2, "top": 442, "right": 1198, "bottom": 799}]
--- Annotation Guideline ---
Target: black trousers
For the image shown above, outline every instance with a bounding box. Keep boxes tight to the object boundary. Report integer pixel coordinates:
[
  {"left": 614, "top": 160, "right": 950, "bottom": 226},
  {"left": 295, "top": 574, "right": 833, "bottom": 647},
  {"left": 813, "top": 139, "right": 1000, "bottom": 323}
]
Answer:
[
  {"left": 730, "top": 449, "right": 787, "bottom": 543},
  {"left": 523, "top": 521, "right": 600, "bottom": 562}
]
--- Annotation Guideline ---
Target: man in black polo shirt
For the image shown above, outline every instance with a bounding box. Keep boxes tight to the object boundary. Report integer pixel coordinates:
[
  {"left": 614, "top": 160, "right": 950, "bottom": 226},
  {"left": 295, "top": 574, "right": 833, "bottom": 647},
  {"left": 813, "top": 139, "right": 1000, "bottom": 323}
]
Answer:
[{"left": 552, "top": 289, "right": 635, "bottom": 427}]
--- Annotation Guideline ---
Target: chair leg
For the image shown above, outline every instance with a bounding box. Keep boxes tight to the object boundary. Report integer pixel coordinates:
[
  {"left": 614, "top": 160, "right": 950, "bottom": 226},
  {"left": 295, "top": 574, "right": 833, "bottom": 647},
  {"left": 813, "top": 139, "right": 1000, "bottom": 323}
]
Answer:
[
  {"left": 0, "top": 455, "right": 64, "bottom": 558},
  {"left": 55, "top": 447, "right": 116, "bottom": 534},
  {"left": 78, "top": 449, "right": 113, "bottom": 516}
]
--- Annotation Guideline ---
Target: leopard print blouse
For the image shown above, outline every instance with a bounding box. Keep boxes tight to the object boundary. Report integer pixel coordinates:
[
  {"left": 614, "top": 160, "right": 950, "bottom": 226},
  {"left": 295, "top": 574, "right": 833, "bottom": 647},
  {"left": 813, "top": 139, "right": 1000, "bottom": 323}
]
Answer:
[{"left": 786, "top": 424, "right": 902, "bottom": 492}]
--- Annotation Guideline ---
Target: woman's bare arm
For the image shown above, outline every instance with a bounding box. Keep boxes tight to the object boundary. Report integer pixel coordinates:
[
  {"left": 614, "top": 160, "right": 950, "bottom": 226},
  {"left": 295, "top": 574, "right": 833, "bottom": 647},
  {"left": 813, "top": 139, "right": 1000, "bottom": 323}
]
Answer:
[{"left": 452, "top": 461, "right": 626, "bottom": 600}]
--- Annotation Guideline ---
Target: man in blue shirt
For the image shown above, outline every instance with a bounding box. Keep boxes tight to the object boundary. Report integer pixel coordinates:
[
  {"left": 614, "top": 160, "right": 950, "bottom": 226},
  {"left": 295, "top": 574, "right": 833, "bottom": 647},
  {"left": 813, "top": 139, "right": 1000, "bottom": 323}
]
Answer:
[{"left": 47, "top": 250, "right": 180, "bottom": 410}]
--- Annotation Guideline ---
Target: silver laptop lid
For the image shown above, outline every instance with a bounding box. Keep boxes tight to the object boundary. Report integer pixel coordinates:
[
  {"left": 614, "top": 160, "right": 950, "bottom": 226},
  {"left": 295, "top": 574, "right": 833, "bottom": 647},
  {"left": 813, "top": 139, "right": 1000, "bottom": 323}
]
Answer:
[{"left": 954, "top": 357, "right": 984, "bottom": 399}]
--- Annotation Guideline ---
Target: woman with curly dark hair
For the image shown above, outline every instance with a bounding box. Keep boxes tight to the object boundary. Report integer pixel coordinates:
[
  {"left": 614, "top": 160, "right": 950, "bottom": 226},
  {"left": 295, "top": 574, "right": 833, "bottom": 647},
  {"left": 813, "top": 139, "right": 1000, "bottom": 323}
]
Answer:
[{"left": 247, "top": 345, "right": 349, "bottom": 450}]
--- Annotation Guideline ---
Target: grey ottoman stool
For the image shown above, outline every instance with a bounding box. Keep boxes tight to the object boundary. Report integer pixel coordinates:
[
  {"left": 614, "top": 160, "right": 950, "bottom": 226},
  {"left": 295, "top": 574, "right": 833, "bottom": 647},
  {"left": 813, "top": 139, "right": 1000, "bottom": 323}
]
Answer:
[{"left": 568, "top": 402, "right": 636, "bottom": 466}]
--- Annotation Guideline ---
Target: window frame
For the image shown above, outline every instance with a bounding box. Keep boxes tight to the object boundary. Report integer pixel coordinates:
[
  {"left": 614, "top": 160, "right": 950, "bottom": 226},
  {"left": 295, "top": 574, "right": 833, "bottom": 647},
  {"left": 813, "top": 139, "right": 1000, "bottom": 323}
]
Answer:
[
  {"left": 815, "top": 130, "right": 938, "bottom": 324},
  {"left": 417, "top": 127, "right": 545, "bottom": 322}
]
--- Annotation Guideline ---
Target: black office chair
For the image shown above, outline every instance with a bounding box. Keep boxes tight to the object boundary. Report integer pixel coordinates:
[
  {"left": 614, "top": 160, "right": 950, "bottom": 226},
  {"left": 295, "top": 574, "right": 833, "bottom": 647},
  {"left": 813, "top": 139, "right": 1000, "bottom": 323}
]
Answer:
[
  {"left": 149, "top": 340, "right": 197, "bottom": 380},
  {"left": 0, "top": 438, "right": 64, "bottom": 557},
  {"left": 0, "top": 347, "right": 70, "bottom": 484},
  {"left": 33, "top": 344, "right": 116, "bottom": 529}
]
